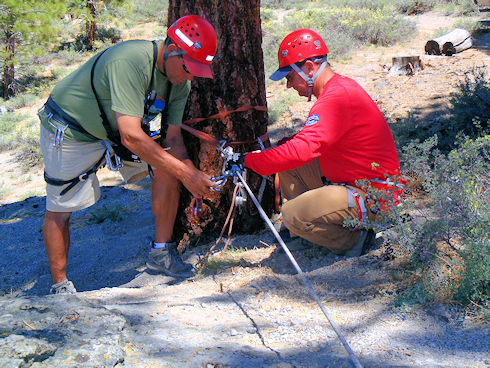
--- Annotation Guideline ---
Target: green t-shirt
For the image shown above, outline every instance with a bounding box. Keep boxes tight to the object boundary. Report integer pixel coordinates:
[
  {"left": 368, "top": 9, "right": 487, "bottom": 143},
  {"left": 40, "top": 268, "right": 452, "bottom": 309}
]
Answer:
[{"left": 45, "top": 40, "right": 190, "bottom": 142}]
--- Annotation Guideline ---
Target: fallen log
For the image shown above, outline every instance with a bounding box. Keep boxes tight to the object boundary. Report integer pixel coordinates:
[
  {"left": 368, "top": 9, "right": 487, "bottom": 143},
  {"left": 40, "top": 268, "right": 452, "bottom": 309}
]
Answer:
[
  {"left": 388, "top": 56, "right": 422, "bottom": 76},
  {"left": 425, "top": 28, "right": 473, "bottom": 56}
]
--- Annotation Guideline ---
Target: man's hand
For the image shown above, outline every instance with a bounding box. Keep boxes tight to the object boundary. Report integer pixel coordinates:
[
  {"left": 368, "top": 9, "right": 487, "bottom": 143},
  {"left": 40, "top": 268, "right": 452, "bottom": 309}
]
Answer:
[
  {"left": 180, "top": 165, "right": 217, "bottom": 197},
  {"left": 116, "top": 113, "right": 216, "bottom": 197},
  {"left": 224, "top": 152, "right": 246, "bottom": 172}
]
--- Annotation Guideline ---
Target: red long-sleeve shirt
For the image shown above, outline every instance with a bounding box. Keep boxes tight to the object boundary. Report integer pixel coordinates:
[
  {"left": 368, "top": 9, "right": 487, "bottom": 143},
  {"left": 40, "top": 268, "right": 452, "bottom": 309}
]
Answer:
[{"left": 245, "top": 74, "right": 401, "bottom": 187}]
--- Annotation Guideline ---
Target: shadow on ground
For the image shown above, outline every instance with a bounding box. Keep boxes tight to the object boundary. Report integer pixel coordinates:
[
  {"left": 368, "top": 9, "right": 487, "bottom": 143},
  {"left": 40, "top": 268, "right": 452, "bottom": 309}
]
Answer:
[{"left": 0, "top": 185, "right": 157, "bottom": 296}]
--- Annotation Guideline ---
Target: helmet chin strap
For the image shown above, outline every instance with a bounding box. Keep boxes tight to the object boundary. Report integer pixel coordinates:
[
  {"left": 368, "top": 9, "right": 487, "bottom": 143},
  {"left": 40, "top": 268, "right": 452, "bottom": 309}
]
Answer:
[
  {"left": 291, "top": 61, "right": 327, "bottom": 101},
  {"left": 162, "top": 37, "right": 185, "bottom": 75}
]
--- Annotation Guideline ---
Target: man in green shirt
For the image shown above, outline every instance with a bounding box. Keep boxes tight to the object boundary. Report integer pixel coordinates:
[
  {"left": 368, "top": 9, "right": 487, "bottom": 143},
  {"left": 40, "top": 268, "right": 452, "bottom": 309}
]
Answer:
[{"left": 39, "top": 15, "right": 218, "bottom": 294}]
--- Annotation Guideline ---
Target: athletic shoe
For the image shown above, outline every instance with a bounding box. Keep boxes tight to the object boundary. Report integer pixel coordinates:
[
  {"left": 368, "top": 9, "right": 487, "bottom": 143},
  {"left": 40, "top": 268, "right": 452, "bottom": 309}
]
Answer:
[
  {"left": 146, "top": 241, "right": 194, "bottom": 278},
  {"left": 50, "top": 279, "right": 77, "bottom": 294},
  {"left": 343, "top": 229, "right": 376, "bottom": 257}
]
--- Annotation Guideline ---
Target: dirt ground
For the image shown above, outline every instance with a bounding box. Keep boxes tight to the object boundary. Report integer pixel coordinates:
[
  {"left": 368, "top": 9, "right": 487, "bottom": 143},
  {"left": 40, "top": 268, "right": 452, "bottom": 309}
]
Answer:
[{"left": 0, "top": 11, "right": 489, "bottom": 368}]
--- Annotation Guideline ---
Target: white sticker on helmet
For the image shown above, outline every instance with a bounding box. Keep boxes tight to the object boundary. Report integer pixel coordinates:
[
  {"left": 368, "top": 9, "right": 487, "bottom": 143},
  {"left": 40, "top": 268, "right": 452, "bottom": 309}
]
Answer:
[
  {"left": 205, "top": 55, "right": 214, "bottom": 61},
  {"left": 175, "top": 29, "right": 193, "bottom": 47}
]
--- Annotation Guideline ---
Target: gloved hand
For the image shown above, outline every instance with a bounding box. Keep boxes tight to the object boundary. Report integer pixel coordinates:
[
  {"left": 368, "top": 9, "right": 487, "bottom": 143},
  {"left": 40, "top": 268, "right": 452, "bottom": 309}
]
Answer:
[{"left": 225, "top": 152, "right": 246, "bottom": 172}]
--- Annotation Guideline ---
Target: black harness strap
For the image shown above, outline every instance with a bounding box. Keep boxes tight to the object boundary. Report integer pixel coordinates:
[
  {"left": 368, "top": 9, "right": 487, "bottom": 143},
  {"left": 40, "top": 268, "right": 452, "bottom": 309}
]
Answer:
[
  {"left": 44, "top": 155, "right": 106, "bottom": 196},
  {"left": 90, "top": 40, "right": 158, "bottom": 146},
  {"left": 45, "top": 96, "right": 99, "bottom": 140}
]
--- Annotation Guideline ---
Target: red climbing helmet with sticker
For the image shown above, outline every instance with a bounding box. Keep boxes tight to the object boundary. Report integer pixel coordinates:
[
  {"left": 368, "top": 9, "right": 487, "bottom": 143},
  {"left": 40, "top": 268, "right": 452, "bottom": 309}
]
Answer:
[
  {"left": 167, "top": 15, "right": 218, "bottom": 78},
  {"left": 270, "top": 29, "right": 329, "bottom": 81}
]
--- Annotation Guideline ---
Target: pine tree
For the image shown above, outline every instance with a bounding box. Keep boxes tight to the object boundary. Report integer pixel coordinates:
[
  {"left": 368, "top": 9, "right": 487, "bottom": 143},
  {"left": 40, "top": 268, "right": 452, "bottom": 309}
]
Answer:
[
  {"left": 68, "top": 1, "right": 127, "bottom": 50},
  {"left": 168, "top": 1, "right": 274, "bottom": 248},
  {"left": 0, "top": 0, "right": 67, "bottom": 99}
]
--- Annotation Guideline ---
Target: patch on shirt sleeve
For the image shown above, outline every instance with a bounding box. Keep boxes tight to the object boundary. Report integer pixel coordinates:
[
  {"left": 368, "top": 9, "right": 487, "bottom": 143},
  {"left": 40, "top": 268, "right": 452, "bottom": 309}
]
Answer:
[{"left": 304, "top": 114, "right": 320, "bottom": 127}]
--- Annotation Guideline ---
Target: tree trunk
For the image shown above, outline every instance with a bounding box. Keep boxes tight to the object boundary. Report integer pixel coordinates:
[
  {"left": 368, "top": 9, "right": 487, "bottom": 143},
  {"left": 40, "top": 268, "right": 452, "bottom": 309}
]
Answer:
[
  {"left": 167, "top": 1, "right": 274, "bottom": 249},
  {"left": 85, "top": 0, "right": 97, "bottom": 50},
  {"left": 3, "top": 28, "right": 15, "bottom": 100}
]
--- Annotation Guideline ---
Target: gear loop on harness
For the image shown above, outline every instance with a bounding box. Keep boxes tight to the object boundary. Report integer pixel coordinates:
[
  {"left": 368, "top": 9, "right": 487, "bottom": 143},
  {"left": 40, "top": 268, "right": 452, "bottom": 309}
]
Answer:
[{"left": 345, "top": 186, "right": 368, "bottom": 230}]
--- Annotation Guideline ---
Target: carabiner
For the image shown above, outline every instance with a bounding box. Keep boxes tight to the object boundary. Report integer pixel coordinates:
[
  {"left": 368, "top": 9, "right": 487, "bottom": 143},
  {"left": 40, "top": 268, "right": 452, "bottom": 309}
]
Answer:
[
  {"left": 217, "top": 140, "right": 227, "bottom": 152},
  {"left": 191, "top": 197, "right": 202, "bottom": 217},
  {"left": 53, "top": 125, "right": 65, "bottom": 148},
  {"left": 210, "top": 174, "right": 228, "bottom": 191}
]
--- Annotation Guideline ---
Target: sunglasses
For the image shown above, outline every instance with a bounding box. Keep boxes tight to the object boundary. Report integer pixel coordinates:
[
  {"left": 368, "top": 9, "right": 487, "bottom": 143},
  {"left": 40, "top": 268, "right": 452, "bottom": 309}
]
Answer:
[{"left": 180, "top": 56, "right": 191, "bottom": 74}]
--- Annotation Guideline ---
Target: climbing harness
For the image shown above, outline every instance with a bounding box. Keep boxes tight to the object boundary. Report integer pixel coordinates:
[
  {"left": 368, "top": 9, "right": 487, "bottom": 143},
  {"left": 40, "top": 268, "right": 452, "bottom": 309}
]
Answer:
[
  {"left": 43, "top": 40, "right": 169, "bottom": 195},
  {"left": 44, "top": 155, "right": 106, "bottom": 196}
]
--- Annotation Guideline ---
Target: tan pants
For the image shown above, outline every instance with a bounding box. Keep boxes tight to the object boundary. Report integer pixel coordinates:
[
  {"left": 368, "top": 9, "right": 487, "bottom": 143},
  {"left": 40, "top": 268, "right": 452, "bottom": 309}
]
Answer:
[{"left": 280, "top": 159, "right": 374, "bottom": 254}]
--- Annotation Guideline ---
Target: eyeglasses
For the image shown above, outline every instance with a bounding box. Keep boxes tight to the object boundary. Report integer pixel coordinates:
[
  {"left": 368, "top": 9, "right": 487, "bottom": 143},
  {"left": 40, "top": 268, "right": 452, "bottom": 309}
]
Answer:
[{"left": 181, "top": 56, "right": 191, "bottom": 74}]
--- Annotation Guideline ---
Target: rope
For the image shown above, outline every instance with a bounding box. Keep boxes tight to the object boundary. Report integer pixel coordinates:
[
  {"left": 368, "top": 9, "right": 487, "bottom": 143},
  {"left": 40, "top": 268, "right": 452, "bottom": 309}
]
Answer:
[
  {"left": 195, "top": 183, "right": 240, "bottom": 270},
  {"left": 236, "top": 171, "right": 364, "bottom": 368}
]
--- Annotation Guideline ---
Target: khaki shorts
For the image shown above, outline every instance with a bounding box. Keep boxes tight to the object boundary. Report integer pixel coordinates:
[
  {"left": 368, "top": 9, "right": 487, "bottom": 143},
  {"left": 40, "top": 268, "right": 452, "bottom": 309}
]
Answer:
[{"left": 40, "top": 124, "right": 148, "bottom": 212}]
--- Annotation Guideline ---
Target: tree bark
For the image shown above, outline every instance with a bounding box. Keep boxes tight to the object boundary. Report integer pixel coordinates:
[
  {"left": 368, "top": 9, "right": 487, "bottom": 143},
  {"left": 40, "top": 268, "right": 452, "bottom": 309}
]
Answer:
[
  {"left": 167, "top": 0, "right": 274, "bottom": 249},
  {"left": 3, "top": 28, "right": 15, "bottom": 100},
  {"left": 85, "top": 0, "right": 97, "bottom": 50}
]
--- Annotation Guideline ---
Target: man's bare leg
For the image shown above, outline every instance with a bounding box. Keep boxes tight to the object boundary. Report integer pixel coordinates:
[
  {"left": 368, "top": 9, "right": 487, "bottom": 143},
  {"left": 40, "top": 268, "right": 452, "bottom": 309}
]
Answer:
[
  {"left": 151, "top": 168, "right": 181, "bottom": 243},
  {"left": 43, "top": 210, "right": 72, "bottom": 284}
]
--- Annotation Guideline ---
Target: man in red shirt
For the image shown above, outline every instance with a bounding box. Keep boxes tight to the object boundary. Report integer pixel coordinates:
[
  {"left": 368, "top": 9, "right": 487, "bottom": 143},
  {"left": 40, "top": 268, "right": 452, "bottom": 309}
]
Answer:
[{"left": 242, "top": 29, "right": 402, "bottom": 255}]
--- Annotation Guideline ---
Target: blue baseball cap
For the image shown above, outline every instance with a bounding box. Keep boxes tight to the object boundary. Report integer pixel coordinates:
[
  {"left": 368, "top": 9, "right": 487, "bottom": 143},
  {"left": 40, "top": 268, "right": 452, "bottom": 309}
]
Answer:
[{"left": 269, "top": 65, "right": 292, "bottom": 81}]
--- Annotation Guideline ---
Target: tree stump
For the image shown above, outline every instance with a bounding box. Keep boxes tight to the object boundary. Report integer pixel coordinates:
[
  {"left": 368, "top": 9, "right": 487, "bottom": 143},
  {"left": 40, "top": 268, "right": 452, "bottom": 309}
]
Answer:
[
  {"left": 425, "top": 28, "right": 473, "bottom": 56},
  {"left": 388, "top": 56, "right": 422, "bottom": 76}
]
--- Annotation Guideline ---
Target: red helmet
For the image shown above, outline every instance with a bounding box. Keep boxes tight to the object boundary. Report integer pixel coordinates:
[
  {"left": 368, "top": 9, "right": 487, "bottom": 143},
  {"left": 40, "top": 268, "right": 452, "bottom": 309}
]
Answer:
[
  {"left": 167, "top": 15, "right": 218, "bottom": 78},
  {"left": 270, "top": 29, "right": 329, "bottom": 81}
]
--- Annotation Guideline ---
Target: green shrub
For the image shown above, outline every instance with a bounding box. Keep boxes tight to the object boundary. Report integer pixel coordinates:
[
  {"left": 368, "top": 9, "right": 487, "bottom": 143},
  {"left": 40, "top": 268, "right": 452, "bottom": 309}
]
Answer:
[
  {"left": 0, "top": 113, "right": 28, "bottom": 151},
  {"left": 385, "top": 135, "right": 489, "bottom": 311},
  {"left": 58, "top": 47, "right": 84, "bottom": 65},
  {"left": 394, "top": 0, "right": 436, "bottom": 14},
  {"left": 261, "top": 20, "right": 289, "bottom": 77},
  {"left": 14, "top": 134, "right": 43, "bottom": 172},
  {"left": 436, "top": 0, "right": 479, "bottom": 15},
  {"left": 129, "top": 0, "right": 168, "bottom": 24},
  {"left": 5, "top": 93, "right": 37, "bottom": 109},
  {"left": 59, "top": 25, "right": 122, "bottom": 53},
  {"left": 87, "top": 204, "right": 125, "bottom": 224},
  {"left": 261, "top": 0, "right": 309, "bottom": 9},
  {"left": 394, "top": 0, "right": 477, "bottom": 14},
  {"left": 286, "top": 7, "right": 415, "bottom": 47},
  {"left": 267, "top": 89, "right": 303, "bottom": 126},
  {"left": 96, "top": 26, "right": 122, "bottom": 44},
  {"left": 50, "top": 67, "right": 71, "bottom": 81},
  {"left": 453, "top": 18, "right": 486, "bottom": 34},
  {"left": 447, "top": 68, "right": 489, "bottom": 140}
]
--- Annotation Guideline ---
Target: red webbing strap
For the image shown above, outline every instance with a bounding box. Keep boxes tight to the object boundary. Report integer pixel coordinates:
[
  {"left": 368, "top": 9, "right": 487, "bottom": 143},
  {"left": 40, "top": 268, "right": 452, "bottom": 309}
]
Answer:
[
  {"left": 181, "top": 124, "right": 221, "bottom": 146},
  {"left": 274, "top": 173, "right": 281, "bottom": 213},
  {"left": 180, "top": 104, "right": 269, "bottom": 148},
  {"left": 181, "top": 124, "right": 269, "bottom": 148},
  {"left": 183, "top": 105, "right": 268, "bottom": 126}
]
